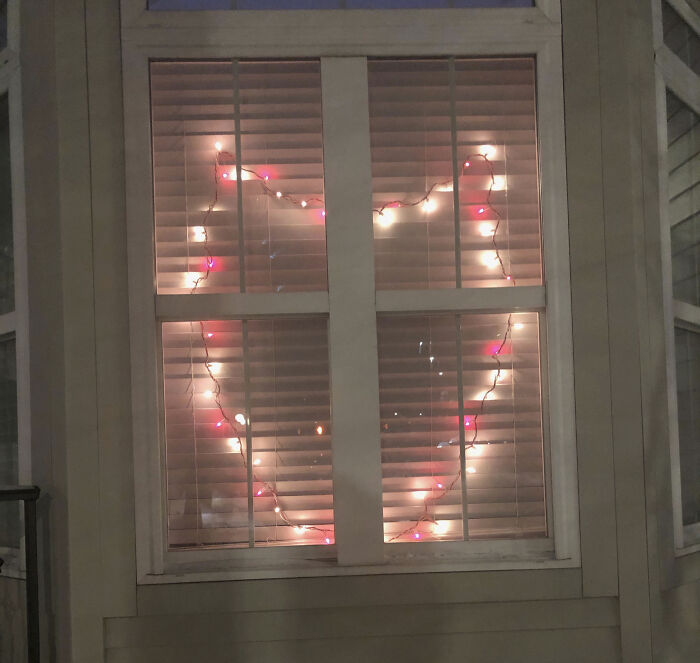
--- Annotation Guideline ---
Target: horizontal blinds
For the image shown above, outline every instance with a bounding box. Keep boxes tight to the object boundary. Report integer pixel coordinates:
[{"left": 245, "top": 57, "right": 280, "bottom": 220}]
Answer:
[
  {"left": 162, "top": 317, "right": 333, "bottom": 548},
  {"left": 368, "top": 58, "right": 541, "bottom": 290},
  {"left": 674, "top": 326, "right": 700, "bottom": 527},
  {"left": 667, "top": 90, "right": 700, "bottom": 306},
  {"left": 378, "top": 312, "right": 544, "bottom": 542},
  {"left": 151, "top": 60, "right": 326, "bottom": 295}
]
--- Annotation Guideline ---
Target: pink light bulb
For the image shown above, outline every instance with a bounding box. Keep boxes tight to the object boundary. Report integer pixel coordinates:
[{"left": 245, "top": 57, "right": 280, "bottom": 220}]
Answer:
[
  {"left": 478, "top": 208, "right": 485, "bottom": 215},
  {"left": 207, "top": 258, "right": 215, "bottom": 268},
  {"left": 256, "top": 489, "right": 263, "bottom": 496},
  {"left": 207, "top": 332, "right": 214, "bottom": 338},
  {"left": 464, "top": 161, "right": 471, "bottom": 168},
  {"left": 222, "top": 172, "right": 228, "bottom": 179},
  {"left": 436, "top": 483, "right": 444, "bottom": 489},
  {"left": 506, "top": 275, "right": 512, "bottom": 280},
  {"left": 264, "top": 175, "right": 269, "bottom": 181},
  {"left": 324, "top": 537, "right": 331, "bottom": 545},
  {"left": 321, "top": 210, "right": 326, "bottom": 217},
  {"left": 216, "top": 421, "right": 223, "bottom": 428},
  {"left": 413, "top": 532, "right": 421, "bottom": 540}
]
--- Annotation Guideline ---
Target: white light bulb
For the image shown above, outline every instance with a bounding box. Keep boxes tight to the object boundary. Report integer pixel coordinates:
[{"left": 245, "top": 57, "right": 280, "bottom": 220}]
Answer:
[
  {"left": 253, "top": 458, "right": 261, "bottom": 466},
  {"left": 228, "top": 438, "right": 241, "bottom": 452},
  {"left": 376, "top": 208, "right": 395, "bottom": 228},
  {"left": 192, "top": 226, "right": 207, "bottom": 242},
  {"left": 186, "top": 272, "right": 201, "bottom": 287},
  {"left": 207, "top": 362, "right": 221, "bottom": 375},
  {"left": 492, "top": 175, "right": 506, "bottom": 191},
  {"left": 412, "top": 491, "right": 427, "bottom": 501},
  {"left": 467, "top": 445, "right": 484, "bottom": 456},
  {"left": 481, "top": 252, "right": 500, "bottom": 269},
  {"left": 491, "top": 369, "right": 505, "bottom": 382},
  {"left": 234, "top": 413, "right": 246, "bottom": 426},
  {"left": 274, "top": 506, "right": 281, "bottom": 513},
  {"left": 300, "top": 200, "right": 308, "bottom": 208},
  {"left": 422, "top": 198, "right": 437, "bottom": 213},
  {"left": 204, "top": 390, "right": 213, "bottom": 398},
  {"left": 479, "top": 222, "right": 495, "bottom": 237},
  {"left": 276, "top": 191, "right": 282, "bottom": 198},
  {"left": 214, "top": 141, "right": 223, "bottom": 151},
  {"left": 480, "top": 144, "right": 495, "bottom": 159},
  {"left": 429, "top": 355, "right": 435, "bottom": 363},
  {"left": 466, "top": 466, "right": 476, "bottom": 474},
  {"left": 513, "top": 322, "right": 524, "bottom": 330},
  {"left": 434, "top": 520, "right": 449, "bottom": 534},
  {"left": 477, "top": 389, "right": 496, "bottom": 402}
]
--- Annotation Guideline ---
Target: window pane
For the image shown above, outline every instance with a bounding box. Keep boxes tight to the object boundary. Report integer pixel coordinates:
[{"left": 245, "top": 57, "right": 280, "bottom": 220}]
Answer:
[
  {"left": 0, "top": 0, "right": 6, "bottom": 51},
  {"left": 368, "top": 58, "right": 541, "bottom": 290},
  {"left": 378, "top": 312, "right": 545, "bottom": 542},
  {"left": 675, "top": 326, "right": 700, "bottom": 527},
  {"left": 667, "top": 90, "right": 700, "bottom": 306},
  {"left": 0, "top": 336, "right": 18, "bottom": 549},
  {"left": 0, "top": 94, "right": 13, "bottom": 315},
  {"left": 149, "top": 0, "right": 534, "bottom": 9},
  {"left": 162, "top": 317, "right": 333, "bottom": 548},
  {"left": 662, "top": 0, "right": 700, "bottom": 76},
  {"left": 151, "top": 61, "right": 327, "bottom": 295}
]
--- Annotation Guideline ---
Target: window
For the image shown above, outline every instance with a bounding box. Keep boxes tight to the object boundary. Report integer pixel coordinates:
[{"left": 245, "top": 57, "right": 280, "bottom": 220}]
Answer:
[
  {"left": 124, "top": 2, "right": 575, "bottom": 578},
  {"left": 655, "top": 0, "right": 700, "bottom": 551}
]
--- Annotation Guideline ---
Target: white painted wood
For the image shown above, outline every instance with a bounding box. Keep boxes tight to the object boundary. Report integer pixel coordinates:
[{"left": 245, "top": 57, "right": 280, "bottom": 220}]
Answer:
[
  {"left": 155, "top": 292, "right": 329, "bottom": 319},
  {"left": 537, "top": 38, "right": 579, "bottom": 563},
  {"left": 376, "top": 286, "right": 545, "bottom": 313},
  {"left": 321, "top": 57, "right": 384, "bottom": 566},
  {"left": 0, "top": 311, "right": 16, "bottom": 336},
  {"left": 667, "top": 0, "right": 700, "bottom": 34},
  {"left": 122, "top": 45, "right": 166, "bottom": 579},
  {"left": 537, "top": 0, "right": 561, "bottom": 23},
  {"left": 658, "top": 46, "right": 700, "bottom": 113},
  {"left": 674, "top": 299, "right": 700, "bottom": 327}
]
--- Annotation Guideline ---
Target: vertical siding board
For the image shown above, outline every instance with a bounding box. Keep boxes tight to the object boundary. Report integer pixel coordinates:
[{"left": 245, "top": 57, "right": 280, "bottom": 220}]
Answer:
[
  {"left": 560, "top": 0, "right": 619, "bottom": 597},
  {"left": 84, "top": 0, "right": 138, "bottom": 618}
]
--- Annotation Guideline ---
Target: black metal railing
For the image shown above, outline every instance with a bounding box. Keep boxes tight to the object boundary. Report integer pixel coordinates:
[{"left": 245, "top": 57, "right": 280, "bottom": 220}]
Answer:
[{"left": 0, "top": 486, "right": 40, "bottom": 663}]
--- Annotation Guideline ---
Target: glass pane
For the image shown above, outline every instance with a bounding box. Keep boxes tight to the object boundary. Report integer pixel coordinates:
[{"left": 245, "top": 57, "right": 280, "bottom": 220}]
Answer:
[
  {"left": 0, "top": 94, "right": 13, "bottom": 315},
  {"left": 149, "top": 0, "right": 534, "bottom": 9},
  {"left": 0, "top": 0, "right": 6, "bottom": 51},
  {"left": 368, "top": 58, "right": 541, "bottom": 290},
  {"left": 675, "top": 326, "right": 700, "bottom": 527},
  {"left": 662, "top": 0, "right": 700, "bottom": 76},
  {"left": 667, "top": 90, "right": 700, "bottom": 306},
  {"left": 0, "top": 336, "right": 18, "bottom": 549},
  {"left": 151, "top": 60, "right": 326, "bottom": 295},
  {"left": 162, "top": 317, "right": 333, "bottom": 549},
  {"left": 378, "top": 312, "right": 545, "bottom": 542}
]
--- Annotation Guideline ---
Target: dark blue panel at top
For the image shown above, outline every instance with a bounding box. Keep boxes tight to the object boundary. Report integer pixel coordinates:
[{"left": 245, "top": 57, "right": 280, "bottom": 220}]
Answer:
[{"left": 149, "top": 0, "right": 534, "bottom": 10}]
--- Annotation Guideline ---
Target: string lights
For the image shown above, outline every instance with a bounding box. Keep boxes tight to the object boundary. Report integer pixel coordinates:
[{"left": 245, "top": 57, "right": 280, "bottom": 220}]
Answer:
[{"left": 185, "top": 141, "right": 516, "bottom": 546}]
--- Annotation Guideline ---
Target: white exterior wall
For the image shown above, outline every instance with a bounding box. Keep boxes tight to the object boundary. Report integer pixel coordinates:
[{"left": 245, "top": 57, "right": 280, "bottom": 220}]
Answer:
[{"left": 5, "top": 0, "right": 699, "bottom": 661}]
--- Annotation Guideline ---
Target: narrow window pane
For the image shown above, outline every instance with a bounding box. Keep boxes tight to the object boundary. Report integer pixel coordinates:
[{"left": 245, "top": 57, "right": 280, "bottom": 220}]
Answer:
[
  {"left": 149, "top": 0, "right": 534, "bottom": 9},
  {"left": 368, "top": 58, "right": 541, "bottom": 290},
  {"left": 162, "top": 317, "right": 332, "bottom": 548},
  {"left": 0, "top": 0, "right": 6, "bottom": 51},
  {"left": 667, "top": 91, "right": 700, "bottom": 306},
  {"left": 378, "top": 312, "right": 545, "bottom": 542},
  {"left": 0, "top": 336, "right": 18, "bottom": 549},
  {"left": 151, "top": 61, "right": 326, "bottom": 295},
  {"left": 0, "top": 94, "right": 13, "bottom": 315},
  {"left": 675, "top": 326, "right": 700, "bottom": 527},
  {"left": 662, "top": 0, "right": 700, "bottom": 76}
]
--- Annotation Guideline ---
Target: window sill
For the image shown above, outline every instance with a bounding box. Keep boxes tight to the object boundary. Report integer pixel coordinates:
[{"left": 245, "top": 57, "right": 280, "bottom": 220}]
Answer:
[{"left": 141, "top": 538, "right": 578, "bottom": 584}]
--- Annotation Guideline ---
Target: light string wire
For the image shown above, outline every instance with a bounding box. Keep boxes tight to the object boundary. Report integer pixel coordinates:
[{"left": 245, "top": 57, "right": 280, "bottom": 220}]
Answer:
[{"left": 187, "top": 146, "right": 514, "bottom": 544}]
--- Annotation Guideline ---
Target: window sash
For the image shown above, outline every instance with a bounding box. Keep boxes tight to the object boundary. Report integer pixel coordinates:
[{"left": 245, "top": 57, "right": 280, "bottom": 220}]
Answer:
[{"left": 123, "top": 14, "right": 576, "bottom": 579}]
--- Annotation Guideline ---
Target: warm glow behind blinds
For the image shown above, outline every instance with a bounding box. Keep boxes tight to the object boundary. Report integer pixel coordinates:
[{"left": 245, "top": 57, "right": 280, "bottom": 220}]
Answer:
[
  {"left": 151, "top": 60, "right": 326, "bottom": 295},
  {"left": 368, "top": 58, "right": 541, "bottom": 289},
  {"left": 163, "top": 317, "right": 333, "bottom": 548}
]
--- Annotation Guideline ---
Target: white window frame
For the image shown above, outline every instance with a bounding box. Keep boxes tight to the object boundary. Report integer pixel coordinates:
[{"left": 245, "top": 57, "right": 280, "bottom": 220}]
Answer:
[
  {"left": 0, "top": 0, "right": 32, "bottom": 579},
  {"left": 653, "top": 0, "right": 700, "bottom": 554},
  {"left": 121, "top": 0, "right": 579, "bottom": 583}
]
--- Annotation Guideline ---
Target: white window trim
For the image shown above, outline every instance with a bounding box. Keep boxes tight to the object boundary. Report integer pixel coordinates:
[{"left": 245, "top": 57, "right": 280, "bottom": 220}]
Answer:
[
  {"left": 122, "top": 0, "right": 579, "bottom": 583},
  {"left": 653, "top": 0, "right": 700, "bottom": 555},
  {"left": 0, "top": 0, "right": 32, "bottom": 579}
]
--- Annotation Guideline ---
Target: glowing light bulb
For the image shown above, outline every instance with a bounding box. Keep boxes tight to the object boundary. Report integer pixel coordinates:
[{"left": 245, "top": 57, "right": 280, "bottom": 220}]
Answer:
[
  {"left": 467, "top": 445, "right": 484, "bottom": 456},
  {"left": 491, "top": 369, "right": 504, "bottom": 382},
  {"left": 207, "top": 362, "right": 221, "bottom": 375},
  {"left": 316, "top": 425, "right": 324, "bottom": 435},
  {"left": 207, "top": 332, "right": 214, "bottom": 338},
  {"left": 413, "top": 532, "right": 421, "bottom": 540},
  {"left": 480, "top": 145, "right": 495, "bottom": 158},
  {"left": 294, "top": 525, "right": 307, "bottom": 534},
  {"left": 434, "top": 521, "right": 449, "bottom": 534},
  {"left": 206, "top": 257, "right": 215, "bottom": 268},
  {"left": 436, "top": 483, "right": 444, "bottom": 489},
  {"left": 216, "top": 421, "right": 223, "bottom": 428},
  {"left": 464, "top": 160, "right": 471, "bottom": 168},
  {"left": 506, "top": 275, "right": 512, "bottom": 281},
  {"left": 492, "top": 175, "right": 506, "bottom": 191},
  {"left": 422, "top": 198, "right": 437, "bottom": 213},
  {"left": 481, "top": 252, "right": 500, "bottom": 269},
  {"left": 274, "top": 506, "right": 281, "bottom": 513},
  {"left": 321, "top": 210, "right": 326, "bottom": 217},
  {"left": 324, "top": 537, "right": 331, "bottom": 545},
  {"left": 376, "top": 208, "right": 395, "bottom": 228},
  {"left": 276, "top": 191, "right": 282, "bottom": 198},
  {"left": 466, "top": 466, "right": 476, "bottom": 474},
  {"left": 477, "top": 207, "right": 486, "bottom": 215},
  {"left": 192, "top": 226, "right": 207, "bottom": 242},
  {"left": 412, "top": 491, "right": 427, "bottom": 501},
  {"left": 513, "top": 322, "right": 524, "bottom": 330},
  {"left": 477, "top": 389, "right": 496, "bottom": 402},
  {"left": 256, "top": 489, "right": 263, "bottom": 496},
  {"left": 254, "top": 458, "right": 261, "bottom": 466},
  {"left": 235, "top": 413, "right": 246, "bottom": 426},
  {"left": 186, "top": 272, "right": 201, "bottom": 287},
  {"left": 222, "top": 172, "right": 228, "bottom": 179},
  {"left": 264, "top": 175, "right": 269, "bottom": 181},
  {"left": 228, "top": 438, "right": 241, "bottom": 452},
  {"left": 479, "top": 222, "right": 495, "bottom": 237},
  {"left": 214, "top": 141, "right": 223, "bottom": 151},
  {"left": 438, "top": 371, "right": 444, "bottom": 376},
  {"left": 429, "top": 355, "right": 435, "bottom": 363},
  {"left": 300, "top": 200, "right": 307, "bottom": 208},
  {"left": 203, "top": 390, "right": 213, "bottom": 398}
]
